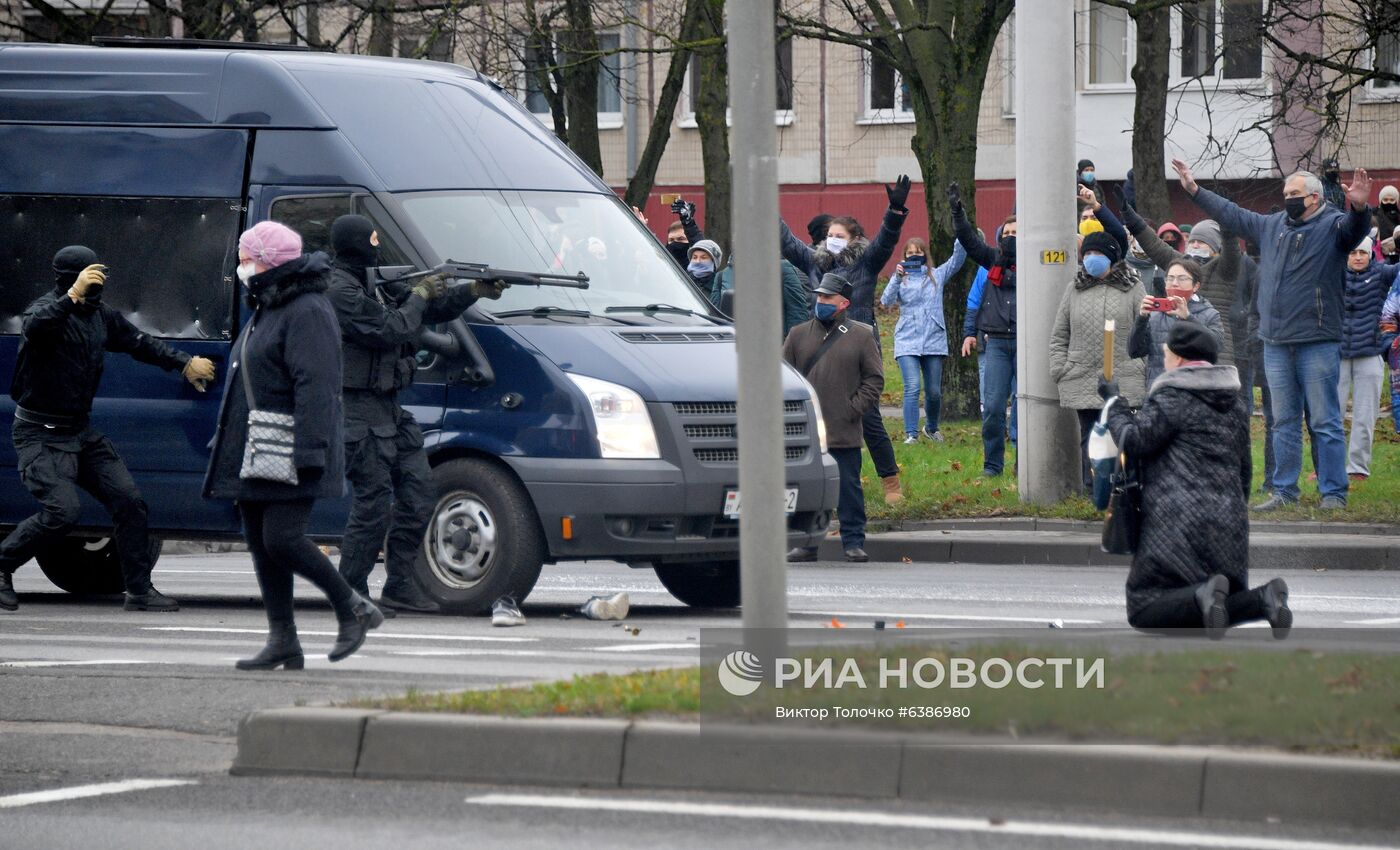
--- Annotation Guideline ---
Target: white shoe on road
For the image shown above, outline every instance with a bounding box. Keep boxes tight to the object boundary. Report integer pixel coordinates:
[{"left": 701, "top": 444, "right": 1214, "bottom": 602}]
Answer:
[{"left": 579, "top": 592, "right": 630, "bottom": 621}]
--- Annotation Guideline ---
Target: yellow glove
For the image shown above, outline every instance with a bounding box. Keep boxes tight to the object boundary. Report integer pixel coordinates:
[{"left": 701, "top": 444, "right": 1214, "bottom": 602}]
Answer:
[
  {"left": 469, "top": 279, "right": 509, "bottom": 300},
  {"left": 183, "top": 356, "right": 216, "bottom": 392},
  {"left": 411, "top": 273, "right": 448, "bottom": 301},
  {"left": 69, "top": 264, "right": 107, "bottom": 303}
]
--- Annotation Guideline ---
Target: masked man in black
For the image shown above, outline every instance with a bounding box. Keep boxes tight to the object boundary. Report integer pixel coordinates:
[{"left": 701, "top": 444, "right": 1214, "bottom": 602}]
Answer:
[
  {"left": 0, "top": 246, "right": 216, "bottom": 612},
  {"left": 326, "top": 215, "right": 505, "bottom": 613}
]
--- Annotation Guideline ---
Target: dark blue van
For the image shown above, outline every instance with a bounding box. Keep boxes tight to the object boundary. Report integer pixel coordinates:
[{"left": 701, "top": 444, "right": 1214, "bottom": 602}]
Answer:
[{"left": 0, "top": 41, "right": 838, "bottom": 611}]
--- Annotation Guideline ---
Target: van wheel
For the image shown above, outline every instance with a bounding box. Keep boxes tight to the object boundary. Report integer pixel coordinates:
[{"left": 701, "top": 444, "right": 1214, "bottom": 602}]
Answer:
[
  {"left": 416, "top": 458, "right": 545, "bottom": 615},
  {"left": 36, "top": 537, "right": 163, "bottom": 596},
  {"left": 653, "top": 560, "right": 740, "bottom": 608}
]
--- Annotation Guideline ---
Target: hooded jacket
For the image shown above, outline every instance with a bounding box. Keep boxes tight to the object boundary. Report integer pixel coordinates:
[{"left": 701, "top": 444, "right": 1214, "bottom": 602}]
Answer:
[
  {"left": 1340, "top": 259, "right": 1400, "bottom": 359},
  {"left": 1189, "top": 186, "right": 1371, "bottom": 346},
  {"left": 781, "top": 311, "right": 883, "bottom": 449},
  {"left": 779, "top": 206, "right": 907, "bottom": 330},
  {"left": 714, "top": 259, "right": 809, "bottom": 338},
  {"left": 1048, "top": 264, "right": 1147, "bottom": 409},
  {"left": 1106, "top": 364, "right": 1251, "bottom": 617},
  {"left": 1128, "top": 294, "right": 1226, "bottom": 386},
  {"left": 203, "top": 253, "right": 346, "bottom": 502},
  {"left": 880, "top": 241, "right": 966, "bottom": 357},
  {"left": 11, "top": 277, "right": 190, "bottom": 421}
]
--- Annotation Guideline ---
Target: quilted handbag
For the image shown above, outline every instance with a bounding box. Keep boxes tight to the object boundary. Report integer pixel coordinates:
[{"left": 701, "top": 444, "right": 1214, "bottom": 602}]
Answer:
[
  {"left": 237, "top": 322, "right": 299, "bottom": 486},
  {"left": 1100, "top": 454, "right": 1142, "bottom": 555}
]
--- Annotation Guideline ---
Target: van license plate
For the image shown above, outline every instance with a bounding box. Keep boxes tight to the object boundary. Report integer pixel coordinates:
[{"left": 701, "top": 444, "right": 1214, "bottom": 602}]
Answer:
[{"left": 723, "top": 489, "right": 798, "bottom": 517}]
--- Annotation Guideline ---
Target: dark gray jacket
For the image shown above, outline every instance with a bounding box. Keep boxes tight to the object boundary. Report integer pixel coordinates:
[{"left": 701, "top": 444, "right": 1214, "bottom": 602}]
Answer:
[
  {"left": 779, "top": 206, "right": 907, "bottom": 330},
  {"left": 1129, "top": 295, "right": 1226, "bottom": 386},
  {"left": 1189, "top": 187, "right": 1371, "bottom": 346},
  {"left": 1340, "top": 259, "right": 1400, "bottom": 359},
  {"left": 203, "top": 253, "right": 345, "bottom": 502},
  {"left": 781, "top": 312, "right": 883, "bottom": 450}
]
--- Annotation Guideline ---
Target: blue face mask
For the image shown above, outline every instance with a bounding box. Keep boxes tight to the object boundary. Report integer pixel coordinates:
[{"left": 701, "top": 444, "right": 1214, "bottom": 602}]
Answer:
[
  {"left": 687, "top": 260, "right": 715, "bottom": 277},
  {"left": 1081, "top": 172, "right": 1096, "bottom": 185},
  {"left": 814, "top": 302, "right": 839, "bottom": 321},
  {"left": 1083, "top": 253, "right": 1111, "bottom": 278}
]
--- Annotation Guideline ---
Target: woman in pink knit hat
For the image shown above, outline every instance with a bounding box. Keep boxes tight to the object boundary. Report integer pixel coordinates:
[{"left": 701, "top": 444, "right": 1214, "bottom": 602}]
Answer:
[{"left": 204, "top": 220, "right": 383, "bottom": 670}]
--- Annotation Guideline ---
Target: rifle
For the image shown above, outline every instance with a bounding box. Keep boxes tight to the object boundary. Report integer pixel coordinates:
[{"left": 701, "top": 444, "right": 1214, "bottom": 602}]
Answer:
[{"left": 387, "top": 260, "right": 590, "bottom": 289}]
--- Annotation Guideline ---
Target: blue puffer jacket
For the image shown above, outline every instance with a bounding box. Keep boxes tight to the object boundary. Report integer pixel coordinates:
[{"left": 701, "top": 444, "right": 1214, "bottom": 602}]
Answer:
[
  {"left": 1189, "top": 187, "right": 1371, "bottom": 346},
  {"left": 880, "top": 241, "right": 967, "bottom": 357},
  {"left": 1341, "top": 259, "right": 1400, "bottom": 358}
]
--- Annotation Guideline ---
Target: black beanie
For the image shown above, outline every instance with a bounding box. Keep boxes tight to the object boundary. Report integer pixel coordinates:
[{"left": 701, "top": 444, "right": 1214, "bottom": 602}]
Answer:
[
  {"left": 1077, "top": 158, "right": 1095, "bottom": 173},
  {"left": 52, "top": 245, "right": 98, "bottom": 276},
  {"left": 1167, "top": 321, "right": 1219, "bottom": 364},
  {"left": 1081, "top": 231, "right": 1122, "bottom": 265},
  {"left": 330, "top": 214, "right": 379, "bottom": 267},
  {"left": 806, "top": 213, "right": 833, "bottom": 245}
]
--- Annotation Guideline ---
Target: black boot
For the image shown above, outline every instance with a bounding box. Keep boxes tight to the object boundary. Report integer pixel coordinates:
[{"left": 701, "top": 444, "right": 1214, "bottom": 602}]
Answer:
[
  {"left": 1261, "top": 578, "right": 1292, "bottom": 641},
  {"left": 329, "top": 592, "right": 384, "bottom": 662},
  {"left": 235, "top": 622, "right": 304, "bottom": 671},
  {"left": 0, "top": 571, "right": 16, "bottom": 611},
  {"left": 124, "top": 585, "right": 179, "bottom": 612},
  {"left": 380, "top": 579, "right": 441, "bottom": 614},
  {"left": 1196, "top": 575, "right": 1229, "bottom": 641}
]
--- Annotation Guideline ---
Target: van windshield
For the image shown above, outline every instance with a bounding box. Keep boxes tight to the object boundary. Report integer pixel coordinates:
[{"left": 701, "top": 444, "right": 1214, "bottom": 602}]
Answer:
[{"left": 396, "top": 190, "right": 713, "bottom": 319}]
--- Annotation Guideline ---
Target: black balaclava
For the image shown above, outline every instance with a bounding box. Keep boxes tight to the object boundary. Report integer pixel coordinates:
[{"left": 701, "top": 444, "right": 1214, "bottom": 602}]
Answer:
[
  {"left": 331, "top": 214, "right": 380, "bottom": 269},
  {"left": 806, "top": 213, "right": 833, "bottom": 247},
  {"left": 52, "top": 245, "right": 101, "bottom": 308}
]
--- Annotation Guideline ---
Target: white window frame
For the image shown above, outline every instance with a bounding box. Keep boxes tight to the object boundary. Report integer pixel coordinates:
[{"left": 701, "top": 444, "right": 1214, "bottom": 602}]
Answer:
[
  {"left": 1002, "top": 11, "right": 1016, "bottom": 118},
  {"left": 857, "top": 47, "right": 915, "bottom": 125},
  {"left": 1169, "top": 0, "right": 1267, "bottom": 88},
  {"left": 1365, "top": 33, "right": 1400, "bottom": 102},
  {"left": 1084, "top": 0, "right": 1136, "bottom": 93},
  {"left": 518, "top": 30, "right": 625, "bottom": 131},
  {"left": 677, "top": 39, "right": 796, "bottom": 128}
]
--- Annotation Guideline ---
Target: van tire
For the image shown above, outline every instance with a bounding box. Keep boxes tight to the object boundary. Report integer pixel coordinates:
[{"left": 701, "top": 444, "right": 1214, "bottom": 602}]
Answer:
[
  {"left": 36, "top": 537, "right": 163, "bottom": 596},
  {"left": 415, "top": 458, "right": 546, "bottom": 616},
  {"left": 653, "top": 560, "right": 740, "bottom": 608}
]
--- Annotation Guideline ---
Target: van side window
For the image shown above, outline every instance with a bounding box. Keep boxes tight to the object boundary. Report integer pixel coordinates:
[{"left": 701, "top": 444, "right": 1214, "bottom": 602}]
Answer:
[
  {"left": 270, "top": 195, "right": 410, "bottom": 266},
  {"left": 0, "top": 195, "right": 238, "bottom": 339}
]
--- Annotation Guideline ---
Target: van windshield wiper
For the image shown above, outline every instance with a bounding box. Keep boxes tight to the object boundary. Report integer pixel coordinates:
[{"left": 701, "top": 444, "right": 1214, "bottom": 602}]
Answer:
[
  {"left": 604, "top": 304, "right": 725, "bottom": 324},
  {"left": 492, "top": 306, "right": 643, "bottom": 325}
]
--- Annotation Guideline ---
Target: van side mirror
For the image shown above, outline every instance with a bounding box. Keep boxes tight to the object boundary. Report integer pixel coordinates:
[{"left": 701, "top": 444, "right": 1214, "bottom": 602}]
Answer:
[{"left": 718, "top": 288, "right": 735, "bottom": 318}]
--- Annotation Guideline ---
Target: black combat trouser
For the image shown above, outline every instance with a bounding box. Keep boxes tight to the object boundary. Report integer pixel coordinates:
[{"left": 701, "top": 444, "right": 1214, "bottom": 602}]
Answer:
[
  {"left": 1128, "top": 582, "right": 1268, "bottom": 633},
  {"left": 337, "top": 390, "right": 435, "bottom": 596},
  {"left": 0, "top": 420, "right": 156, "bottom": 594}
]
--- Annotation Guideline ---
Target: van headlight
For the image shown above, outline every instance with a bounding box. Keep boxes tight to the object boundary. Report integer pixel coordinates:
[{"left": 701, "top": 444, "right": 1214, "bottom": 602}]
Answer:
[
  {"left": 796, "top": 375, "right": 828, "bottom": 454},
  {"left": 567, "top": 373, "right": 661, "bottom": 459}
]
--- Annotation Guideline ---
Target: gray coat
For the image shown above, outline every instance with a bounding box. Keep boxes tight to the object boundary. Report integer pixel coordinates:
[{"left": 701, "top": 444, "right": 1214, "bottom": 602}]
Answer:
[
  {"left": 1128, "top": 296, "right": 1226, "bottom": 385},
  {"left": 781, "top": 312, "right": 883, "bottom": 449},
  {"left": 1048, "top": 265, "right": 1148, "bottom": 409}
]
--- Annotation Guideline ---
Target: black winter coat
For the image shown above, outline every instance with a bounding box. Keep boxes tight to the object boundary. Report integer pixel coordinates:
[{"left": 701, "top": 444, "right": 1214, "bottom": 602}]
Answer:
[
  {"left": 1340, "top": 260, "right": 1400, "bottom": 359},
  {"left": 779, "top": 206, "right": 907, "bottom": 329},
  {"left": 952, "top": 206, "right": 1017, "bottom": 337},
  {"left": 1106, "top": 365, "right": 1251, "bottom": 616},
  {"left": 203, "top": 254, "right": 346, "bottom": 502},
  {"left": 11, "top": 286, "right": 189, "bottom": 419}
]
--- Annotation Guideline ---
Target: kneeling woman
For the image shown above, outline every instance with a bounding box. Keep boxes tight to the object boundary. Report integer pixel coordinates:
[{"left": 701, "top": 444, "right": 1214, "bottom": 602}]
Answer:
[
  {"left": 1100, "top": 322, "right": 1291, "bottom": 639},
  {"left": 205, "top": 221, "right": 383, "bottom": 670}
]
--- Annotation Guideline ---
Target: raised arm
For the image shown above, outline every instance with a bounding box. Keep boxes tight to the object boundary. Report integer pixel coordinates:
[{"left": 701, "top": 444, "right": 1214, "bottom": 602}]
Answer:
[
  {"left": 1215, "top": 226, "right": 1242, "bottom": 288},
  {"left": 1337, "top": 169, "right": 1374, "bottom": 252},
  {"left": 20, "top": 293, "right": 77, "bottom": 345},
  {"left": 932, "top": 239, "right": 968, "bottom": 287},
  {"left": 778, "top": 218, "right": 818, "bottom": 278},
  {"left": 1172, "top": 159, "right": 1268, "bottom": 244},
  {"left": 864, "top": 204, "right": 910, "bottom": 271},
  {"left": 879, "top": 269, "right": 902, "bottom": 307},
  {"left": 1093, "top": 203, "right": 1130, "bottom": 266}
]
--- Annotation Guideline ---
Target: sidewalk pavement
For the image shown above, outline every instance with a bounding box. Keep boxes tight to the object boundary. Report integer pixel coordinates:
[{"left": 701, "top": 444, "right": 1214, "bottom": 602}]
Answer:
[
  {"left": 233, "top": 708, "right": 1400, "bottom": 831},
  {"left": 828, "top": 518, "right": 1398, "bottom": 570}
]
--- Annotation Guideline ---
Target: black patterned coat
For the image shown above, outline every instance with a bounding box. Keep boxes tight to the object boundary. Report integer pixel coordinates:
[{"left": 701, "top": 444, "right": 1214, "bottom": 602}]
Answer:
[{"left": 1106, "top": 365, "right": 1251, "bottom": 616}]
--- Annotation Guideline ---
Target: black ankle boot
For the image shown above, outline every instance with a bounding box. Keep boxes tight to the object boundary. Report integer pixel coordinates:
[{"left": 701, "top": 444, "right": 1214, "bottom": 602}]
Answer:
[
  {"left": 1261, "top": 578, "right": 1292, "bottom": 641},
  {"left": 235, "top": 623, "right": 304, "bottom": 671},
  {"left": 1195, "top": 575, "right": 1229, "bottom": 641},
  {"left": 329, "top": 593, "right": 384, "bottom": 662},
  {"left": 0, "top": 571, "right": 17, "bottom": 611}
]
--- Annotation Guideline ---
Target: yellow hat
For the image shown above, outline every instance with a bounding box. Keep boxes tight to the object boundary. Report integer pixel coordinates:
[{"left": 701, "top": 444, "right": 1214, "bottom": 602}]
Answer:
[{"left": 1079, "top": 218, "right": 1105, "bottom": 237}]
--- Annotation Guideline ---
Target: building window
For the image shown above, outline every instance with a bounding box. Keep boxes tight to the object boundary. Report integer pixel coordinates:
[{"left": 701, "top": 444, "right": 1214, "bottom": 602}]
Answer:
[
  {"left": 680, "top": 38, "right": 794, "bottom": 126},
  {"left": 1174, "top": 0, "right": 1262, "bottom": 82},
  {"left": 1088, "top": 1, "right": 1131, "bottom": 86},
  {"left": 1180, "top": 1, "right": 1217, "bottom": 78},
  {"left": 1371, "top": 31, "right": 1400, "bottom": 93},
  {"left": 1221, "top": 0, "right": 1262, "bottom": 79},
  {"left": 860, "top": 41, "right": 913, "bottom": 123},
  {"left": 522, "top": 31, "right": 624, "bottom": 128},
  {"left": 1002, "top": 12, "right": 1016, "bottom": 117}
]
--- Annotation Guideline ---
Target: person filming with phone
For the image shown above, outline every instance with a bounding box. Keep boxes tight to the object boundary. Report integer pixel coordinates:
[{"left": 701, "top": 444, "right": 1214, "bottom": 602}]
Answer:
[
  {"left": 1129, "top": 259, "right": 1225, "bottom": 386},
  {"left": 0, "top": 246, "right": 216, "bottom": 613}
]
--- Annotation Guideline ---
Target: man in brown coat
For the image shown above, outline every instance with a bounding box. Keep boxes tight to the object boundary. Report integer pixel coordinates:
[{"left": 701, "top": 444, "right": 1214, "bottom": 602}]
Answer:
[{"left": 783, "top": 273, "right": 884, "bottom": 563}]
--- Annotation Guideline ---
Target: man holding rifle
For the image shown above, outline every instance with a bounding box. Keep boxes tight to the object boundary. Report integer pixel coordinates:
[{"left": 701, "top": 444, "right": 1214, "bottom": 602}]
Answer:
[{"left": 326, "top": 215, "right": 506, "bottom": 614}]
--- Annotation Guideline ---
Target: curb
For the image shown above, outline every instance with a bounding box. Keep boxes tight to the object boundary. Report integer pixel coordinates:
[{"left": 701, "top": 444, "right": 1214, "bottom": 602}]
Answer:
[
  {"left": 823, "top": 529, "right": 1398, "bottom": 569},
  {"left": 867, "top": 517, "right": 1400, "bottom": 536},
  {"left": 232, "top": 709, "right": 1400, "bottom": 831}
]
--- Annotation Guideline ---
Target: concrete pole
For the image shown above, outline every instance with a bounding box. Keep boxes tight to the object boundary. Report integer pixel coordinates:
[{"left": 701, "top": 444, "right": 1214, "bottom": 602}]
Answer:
[
  {"left": 727, "top": 0, "right": 787, "bottom": 652},
  {"left": 1015, "top": 0, "right": 1081, "bottom": 504}
]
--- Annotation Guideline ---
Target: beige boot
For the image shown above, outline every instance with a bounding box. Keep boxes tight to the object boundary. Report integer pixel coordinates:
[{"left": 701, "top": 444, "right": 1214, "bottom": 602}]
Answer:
[{"left": 881, "top": 474, "right": 903, "bottom": 505}]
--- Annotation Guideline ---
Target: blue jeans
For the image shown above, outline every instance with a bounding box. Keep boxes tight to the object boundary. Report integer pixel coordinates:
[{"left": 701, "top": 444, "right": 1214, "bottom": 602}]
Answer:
[
  {"left": 978, "top": 351, "right": 1017, "bottom": 444},
  {"left": 1263, "top": 341, "right": 1347, "bottom": 501},
  {"left": 896, "top": 354, "right": 945, "bottom": 436},
  {"left": 981, "top": 336, "right": 1016, "bottom": 475},
  {"left": 829, "top": 446, "right": 866, "bottom": 549}
]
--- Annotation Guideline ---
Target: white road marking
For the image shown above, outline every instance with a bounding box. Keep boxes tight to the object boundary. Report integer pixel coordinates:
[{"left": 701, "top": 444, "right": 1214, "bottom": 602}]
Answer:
[
  {"left": 151, "top": 570, "right": 251, "bottom": 575},
  {"left": 0, "top": 660, "right": 170, "bottom": 668},
  {"left": 142, "top": 627, "right": 534, "bottom": 643},
  {"left": 386, "top": 649, "right": 552, "bottom": 657},
  {"left": 464, "top": 793, "right": 1398, "bottom": 850},
  {"left": 792, "top": 610, "right": 1102, "bottom": 625},
  {"left": 1346, "top": 617, "right": 1400, "bottom": 625},
  {"left": 0, "top": 779, "right": 195, "bottom": 809},
  {"left": 593, "top": 642, "right": 698, "bottom": 652}
]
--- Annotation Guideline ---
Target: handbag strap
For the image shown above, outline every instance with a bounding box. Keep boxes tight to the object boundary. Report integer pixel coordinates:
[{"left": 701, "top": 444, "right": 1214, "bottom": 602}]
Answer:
[
  {"left": 801, "top": 323, "right": 847, "bottom": 377},
  {"left": 238, "top": 316, "right": 257, "bottom": 410}
]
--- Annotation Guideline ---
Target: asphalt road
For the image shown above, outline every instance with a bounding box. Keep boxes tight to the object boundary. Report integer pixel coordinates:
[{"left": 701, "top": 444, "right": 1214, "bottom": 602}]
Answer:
[{"left": 2, "top": 554, "right": 1398, "bottom": 849}]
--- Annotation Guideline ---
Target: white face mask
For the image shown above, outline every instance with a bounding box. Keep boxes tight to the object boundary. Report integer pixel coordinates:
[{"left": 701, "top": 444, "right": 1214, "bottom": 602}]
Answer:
[
  {"left": 236, "top": 263, "right": 256, "bottom": 283},
  {"left": 825, "top": 236, "right": 849, "bottom": 254},
  {"left": 1184, "top": 248, "right": 1213, "bottom": 260}
]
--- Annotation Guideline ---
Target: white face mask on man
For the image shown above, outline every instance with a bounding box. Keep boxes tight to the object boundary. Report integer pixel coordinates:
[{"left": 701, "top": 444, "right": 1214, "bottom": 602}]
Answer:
[
  {"left": 825, "top": 236, "right": 849, "bottom": 254},
  {"left": 236, "top": 263, "right": 257, "bottom": 283}
]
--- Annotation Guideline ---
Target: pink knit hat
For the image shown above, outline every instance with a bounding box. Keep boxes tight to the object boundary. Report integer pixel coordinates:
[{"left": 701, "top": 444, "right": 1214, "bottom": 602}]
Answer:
[{"left": 238, "top": 221, "right": 303, "bottom": 269}]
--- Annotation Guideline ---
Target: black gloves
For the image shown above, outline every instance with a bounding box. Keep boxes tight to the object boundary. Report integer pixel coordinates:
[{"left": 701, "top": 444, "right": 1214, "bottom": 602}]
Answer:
[
  {"left": 1098, "top": 375, "right": 1121, "bottom": 401},
  {"left": 670, "top": 198, "right": 696, "bottom": 224},
  {"left": 946, "top": 182, "right": 963, "bottom": 215},
  {"left": 886, "top": 174, "right": 912, "bottom": 211}
]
